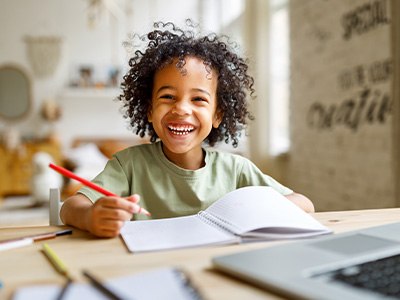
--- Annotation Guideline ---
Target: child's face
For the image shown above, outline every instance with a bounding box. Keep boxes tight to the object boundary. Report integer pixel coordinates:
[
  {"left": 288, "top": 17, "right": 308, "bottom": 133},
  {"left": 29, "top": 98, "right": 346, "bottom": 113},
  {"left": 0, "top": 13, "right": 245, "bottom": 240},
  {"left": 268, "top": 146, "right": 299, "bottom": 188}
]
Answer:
[{"left": 148, "top": 56, "right": 221, "bottom": 167}]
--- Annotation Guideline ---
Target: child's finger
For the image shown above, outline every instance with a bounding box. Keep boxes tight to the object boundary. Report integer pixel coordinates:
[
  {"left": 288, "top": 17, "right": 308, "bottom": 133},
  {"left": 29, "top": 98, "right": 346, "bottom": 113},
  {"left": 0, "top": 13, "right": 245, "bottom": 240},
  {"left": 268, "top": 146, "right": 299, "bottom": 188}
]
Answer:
[
  {"left": 130, "top": 203, "right": 143, "bottom": 213},
  {"left": 131, "top": 202, "right": 151, "bottom": 217},
  {"left": 126, "top": 194, "right": 141, "bottom": 203},
  {"left": 121, "top": 195, "right": 150, "bottom": 216},
  {"left": 99, "top": 196, "right": 137, "bottom": 213}
]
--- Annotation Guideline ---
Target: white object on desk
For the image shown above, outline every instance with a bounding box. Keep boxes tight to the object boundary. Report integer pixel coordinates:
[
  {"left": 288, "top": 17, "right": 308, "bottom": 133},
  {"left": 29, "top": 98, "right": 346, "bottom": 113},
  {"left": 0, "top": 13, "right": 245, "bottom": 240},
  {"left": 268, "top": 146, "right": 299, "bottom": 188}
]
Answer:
[
  {"left": 12, "top": 267, "right": 203, "bottom": 300},
  {"left": 0, "top": 239, "right": 33, "bottom": 252},
  {"left": 31, "top": 152, "right": 63, "bottom": 204},
  {"left": 49, "top": 188, "right": 64, "bottom": 226}
]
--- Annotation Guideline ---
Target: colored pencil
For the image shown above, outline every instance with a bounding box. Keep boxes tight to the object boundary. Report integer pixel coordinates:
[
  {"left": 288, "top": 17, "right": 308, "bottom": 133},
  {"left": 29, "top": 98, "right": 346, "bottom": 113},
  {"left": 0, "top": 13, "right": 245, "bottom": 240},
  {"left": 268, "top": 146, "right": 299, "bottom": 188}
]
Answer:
[
  {"left": 0, "top": 229, "right": 72, "bottom": 252},
  {"left": 82, "top": 270, "right": 124, "bottom": 300},
  {"left": 49, "top": 163, "right": 150, "bottom": 216},
  {"left": 42, "top": 243, "right": 73, "bottom": 300}
]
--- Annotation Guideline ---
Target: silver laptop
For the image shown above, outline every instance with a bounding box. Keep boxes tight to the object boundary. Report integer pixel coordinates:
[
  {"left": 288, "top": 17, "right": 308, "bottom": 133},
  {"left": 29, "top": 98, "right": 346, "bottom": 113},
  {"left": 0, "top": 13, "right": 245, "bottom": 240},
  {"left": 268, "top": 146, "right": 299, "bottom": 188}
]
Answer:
[{"left": 212, "top": 221, "right": 400, "bottom": 300}]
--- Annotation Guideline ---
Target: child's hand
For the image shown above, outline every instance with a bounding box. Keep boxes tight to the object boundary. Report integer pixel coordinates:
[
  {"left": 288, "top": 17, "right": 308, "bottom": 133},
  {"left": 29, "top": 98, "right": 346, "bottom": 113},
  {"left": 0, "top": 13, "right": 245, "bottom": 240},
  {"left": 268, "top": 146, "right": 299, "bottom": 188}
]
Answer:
[{"left": 86, "top": 194, "right": 142, "bottom": 238}]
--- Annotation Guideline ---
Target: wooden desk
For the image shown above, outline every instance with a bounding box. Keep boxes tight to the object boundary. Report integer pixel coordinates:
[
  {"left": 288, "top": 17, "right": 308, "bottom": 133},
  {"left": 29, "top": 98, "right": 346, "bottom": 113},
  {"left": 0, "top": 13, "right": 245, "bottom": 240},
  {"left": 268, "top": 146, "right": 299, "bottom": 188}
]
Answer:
[{"left": 1, "top": 208, "right": 399, "bottom": 300}]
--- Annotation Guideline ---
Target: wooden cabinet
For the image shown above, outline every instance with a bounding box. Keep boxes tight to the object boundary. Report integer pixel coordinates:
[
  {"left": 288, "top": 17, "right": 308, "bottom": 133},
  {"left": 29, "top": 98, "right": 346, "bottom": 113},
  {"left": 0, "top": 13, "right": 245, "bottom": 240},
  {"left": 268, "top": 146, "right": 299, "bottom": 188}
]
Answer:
[{"left": 0, "top": 139, "right": 62, "bottom": 197}]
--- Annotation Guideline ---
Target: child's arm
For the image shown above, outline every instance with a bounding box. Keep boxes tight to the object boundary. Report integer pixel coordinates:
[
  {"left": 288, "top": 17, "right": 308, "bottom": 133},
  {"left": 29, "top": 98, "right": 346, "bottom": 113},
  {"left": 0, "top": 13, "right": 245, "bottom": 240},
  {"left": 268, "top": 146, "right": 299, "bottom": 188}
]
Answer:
[
  {"left": 60, "top": 193, "right": 141, "bottom": 238},
  {"left": 285, "top": 193, "right": 315, "bottom": 213}
]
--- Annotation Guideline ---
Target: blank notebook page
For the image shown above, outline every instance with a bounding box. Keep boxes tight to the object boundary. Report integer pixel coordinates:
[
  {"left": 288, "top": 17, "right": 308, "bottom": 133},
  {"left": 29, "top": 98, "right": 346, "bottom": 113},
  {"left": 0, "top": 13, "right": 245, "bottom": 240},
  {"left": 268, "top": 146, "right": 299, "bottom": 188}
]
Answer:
[
  {"left": 205, "top": 186, "right": 327, "bottom": 234},
  {"left": 120, "top": 215, "right": 238, "bottom": 252}
]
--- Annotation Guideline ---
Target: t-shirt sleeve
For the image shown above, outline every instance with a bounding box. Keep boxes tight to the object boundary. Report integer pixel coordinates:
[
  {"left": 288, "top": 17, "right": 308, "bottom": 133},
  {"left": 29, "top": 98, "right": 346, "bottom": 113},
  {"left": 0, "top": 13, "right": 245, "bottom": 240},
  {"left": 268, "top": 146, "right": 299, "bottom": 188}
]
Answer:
[
  {"left": 238, "top": 158, "right": 293, "bottom": 196},
  {"left": 78, "top": 155, "right": 131, "bottom": 202}
]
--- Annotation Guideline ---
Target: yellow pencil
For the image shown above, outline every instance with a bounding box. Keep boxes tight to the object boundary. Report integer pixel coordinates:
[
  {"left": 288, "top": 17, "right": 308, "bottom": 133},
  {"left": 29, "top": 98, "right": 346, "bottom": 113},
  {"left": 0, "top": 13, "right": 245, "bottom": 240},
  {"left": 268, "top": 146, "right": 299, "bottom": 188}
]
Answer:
[
  {"left": 42, "top": 243, "right": 70, "bottom": 278},
  {"left": 42, "top": 243, "right": 73, "bottom": 300}
]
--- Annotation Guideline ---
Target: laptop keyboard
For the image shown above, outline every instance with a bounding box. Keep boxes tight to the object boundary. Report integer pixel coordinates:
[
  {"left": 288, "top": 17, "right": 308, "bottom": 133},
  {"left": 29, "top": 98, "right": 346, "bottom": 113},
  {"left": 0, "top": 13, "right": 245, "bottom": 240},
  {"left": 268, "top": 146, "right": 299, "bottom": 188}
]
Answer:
[{"left": 332, "top": 253, "right": 400, "bottom": 298}]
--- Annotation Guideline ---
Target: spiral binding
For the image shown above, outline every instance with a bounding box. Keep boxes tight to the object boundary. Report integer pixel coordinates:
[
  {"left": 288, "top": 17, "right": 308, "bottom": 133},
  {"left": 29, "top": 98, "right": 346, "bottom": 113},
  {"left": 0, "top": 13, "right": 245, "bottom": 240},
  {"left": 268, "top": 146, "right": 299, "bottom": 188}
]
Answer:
[
  {"left": 173, "top": 268, "right": 204, "bottom": 300},
  {"left": 198, "top": 211, "right": 240, "bottom": 235}
]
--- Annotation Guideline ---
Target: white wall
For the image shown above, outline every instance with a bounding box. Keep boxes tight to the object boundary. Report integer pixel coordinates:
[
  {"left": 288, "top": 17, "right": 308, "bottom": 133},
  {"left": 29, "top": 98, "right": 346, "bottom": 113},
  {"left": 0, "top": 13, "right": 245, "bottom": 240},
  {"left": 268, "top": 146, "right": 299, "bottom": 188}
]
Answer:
[
  {"left": 0, "top": 0, "right": 128, "bottom": 146},
  {"left": 0, "top": 0, "right": 248, "bottom": 154}
]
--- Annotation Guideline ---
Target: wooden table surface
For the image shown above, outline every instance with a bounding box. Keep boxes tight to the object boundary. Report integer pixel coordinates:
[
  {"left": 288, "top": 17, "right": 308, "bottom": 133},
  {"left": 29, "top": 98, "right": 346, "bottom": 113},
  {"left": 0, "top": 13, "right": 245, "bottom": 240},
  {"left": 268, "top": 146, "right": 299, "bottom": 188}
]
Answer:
[{"left": 1, "top": 208, "right": 399, "bottom": 300}]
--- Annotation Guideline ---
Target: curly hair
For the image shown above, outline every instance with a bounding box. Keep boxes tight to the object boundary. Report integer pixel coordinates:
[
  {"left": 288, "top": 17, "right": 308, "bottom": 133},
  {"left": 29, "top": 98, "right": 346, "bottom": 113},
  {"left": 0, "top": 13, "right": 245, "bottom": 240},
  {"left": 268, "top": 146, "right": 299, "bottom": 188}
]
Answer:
[{"left": 118, "top": 21, "right": 255, "bottom": 148}]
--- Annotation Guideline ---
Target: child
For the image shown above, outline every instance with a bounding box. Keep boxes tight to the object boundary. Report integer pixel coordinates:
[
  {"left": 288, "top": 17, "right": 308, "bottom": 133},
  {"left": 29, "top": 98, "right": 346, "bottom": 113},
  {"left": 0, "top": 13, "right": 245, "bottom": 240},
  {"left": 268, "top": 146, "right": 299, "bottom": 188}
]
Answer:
[{"left": 60, "top": 21, "right": 314, "bottom": 238}]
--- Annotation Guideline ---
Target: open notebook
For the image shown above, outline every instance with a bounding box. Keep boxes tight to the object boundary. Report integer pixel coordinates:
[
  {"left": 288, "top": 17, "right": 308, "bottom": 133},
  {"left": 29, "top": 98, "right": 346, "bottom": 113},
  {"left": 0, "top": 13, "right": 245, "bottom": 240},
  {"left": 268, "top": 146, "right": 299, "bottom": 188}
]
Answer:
[{"left": 120, "top": 186, "right": 332, "bottom": 253}]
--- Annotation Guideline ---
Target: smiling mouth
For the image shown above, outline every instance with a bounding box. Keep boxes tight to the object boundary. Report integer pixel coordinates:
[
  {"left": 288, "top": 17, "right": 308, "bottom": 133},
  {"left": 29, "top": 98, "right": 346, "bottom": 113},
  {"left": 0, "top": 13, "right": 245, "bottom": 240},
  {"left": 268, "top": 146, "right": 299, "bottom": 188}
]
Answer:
[{"left": 168, "top": 125, "right": 195, "bottom": 135}]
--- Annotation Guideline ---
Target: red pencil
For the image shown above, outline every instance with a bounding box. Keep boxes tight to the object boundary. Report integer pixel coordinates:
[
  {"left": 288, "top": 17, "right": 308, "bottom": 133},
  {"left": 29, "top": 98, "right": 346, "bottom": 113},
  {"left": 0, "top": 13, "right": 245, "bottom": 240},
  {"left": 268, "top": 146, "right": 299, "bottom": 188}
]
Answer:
[{"left": 49, "top": 163, "right": 150, "bottom": 216}]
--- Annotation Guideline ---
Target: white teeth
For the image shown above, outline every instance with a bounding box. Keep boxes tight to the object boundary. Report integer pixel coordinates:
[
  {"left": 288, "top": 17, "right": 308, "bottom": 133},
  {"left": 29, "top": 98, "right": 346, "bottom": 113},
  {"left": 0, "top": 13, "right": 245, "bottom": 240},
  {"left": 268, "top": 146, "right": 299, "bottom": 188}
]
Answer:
[{"left": 168, "top": 125, "right": 194, "bottom": 135}]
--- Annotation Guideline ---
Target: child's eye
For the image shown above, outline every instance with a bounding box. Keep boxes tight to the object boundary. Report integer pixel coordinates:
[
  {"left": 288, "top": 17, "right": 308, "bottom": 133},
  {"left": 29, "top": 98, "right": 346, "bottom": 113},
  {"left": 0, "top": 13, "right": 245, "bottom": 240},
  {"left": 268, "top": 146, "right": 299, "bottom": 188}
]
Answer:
[
  {"left": 193, "top": 97, "right": 207, "bottom": 102},
  {"left": 160, "top": 94, "right": 174, "bottom": 100}
]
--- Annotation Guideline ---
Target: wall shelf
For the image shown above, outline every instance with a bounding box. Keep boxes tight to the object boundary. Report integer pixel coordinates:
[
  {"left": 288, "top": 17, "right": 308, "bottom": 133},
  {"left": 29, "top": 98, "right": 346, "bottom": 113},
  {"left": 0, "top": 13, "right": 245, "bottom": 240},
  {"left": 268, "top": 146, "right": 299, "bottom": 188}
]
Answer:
[{"left": 59, "top": 87, "right": 121, "bottom": 99}]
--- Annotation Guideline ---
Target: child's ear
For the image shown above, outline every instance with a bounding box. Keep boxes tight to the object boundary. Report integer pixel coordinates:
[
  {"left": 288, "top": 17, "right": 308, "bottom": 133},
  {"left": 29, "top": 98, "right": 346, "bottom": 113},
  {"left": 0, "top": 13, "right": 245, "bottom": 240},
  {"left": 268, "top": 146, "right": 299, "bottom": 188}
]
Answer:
[{"left": 212, "top": 110, "right": 223, "bottom": 128}]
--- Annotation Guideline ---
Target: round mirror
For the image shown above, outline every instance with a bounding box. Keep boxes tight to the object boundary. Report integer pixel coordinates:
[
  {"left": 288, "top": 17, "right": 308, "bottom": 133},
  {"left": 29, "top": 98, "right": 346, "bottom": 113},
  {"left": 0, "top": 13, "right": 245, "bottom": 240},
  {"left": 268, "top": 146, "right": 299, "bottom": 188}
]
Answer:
[{"left": 0, "top": 64, "right": 31, "bottom": 121}]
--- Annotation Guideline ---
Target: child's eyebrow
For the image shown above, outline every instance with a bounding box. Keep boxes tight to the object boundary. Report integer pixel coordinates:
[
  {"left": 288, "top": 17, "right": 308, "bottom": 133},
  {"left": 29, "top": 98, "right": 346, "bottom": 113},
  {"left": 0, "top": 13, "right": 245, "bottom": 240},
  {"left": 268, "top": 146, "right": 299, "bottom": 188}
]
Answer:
[
  {"left": 155, "top": 86, "right": 211, "bottom": 97},
  {"left": 192, "top": 88, "right": 211, "bottom": 97},
  {"left": 155, "top": 85, "right": 176, "bottom": 94}
]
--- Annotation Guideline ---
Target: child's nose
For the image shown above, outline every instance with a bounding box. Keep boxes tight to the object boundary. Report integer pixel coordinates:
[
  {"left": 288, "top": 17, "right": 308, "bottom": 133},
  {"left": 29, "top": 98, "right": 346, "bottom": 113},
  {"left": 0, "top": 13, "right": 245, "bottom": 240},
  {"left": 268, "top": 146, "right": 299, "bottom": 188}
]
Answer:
[{"left": 172, "top": 100, "right": 191, "bottom": 115}]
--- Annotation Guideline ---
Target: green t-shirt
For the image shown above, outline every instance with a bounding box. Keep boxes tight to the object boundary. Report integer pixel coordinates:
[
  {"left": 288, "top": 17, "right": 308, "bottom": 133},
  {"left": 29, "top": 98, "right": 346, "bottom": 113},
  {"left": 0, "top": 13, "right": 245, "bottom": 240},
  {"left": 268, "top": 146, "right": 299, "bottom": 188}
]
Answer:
[{"left": 79, "top": 141, "right": 293, "bottom": 220}]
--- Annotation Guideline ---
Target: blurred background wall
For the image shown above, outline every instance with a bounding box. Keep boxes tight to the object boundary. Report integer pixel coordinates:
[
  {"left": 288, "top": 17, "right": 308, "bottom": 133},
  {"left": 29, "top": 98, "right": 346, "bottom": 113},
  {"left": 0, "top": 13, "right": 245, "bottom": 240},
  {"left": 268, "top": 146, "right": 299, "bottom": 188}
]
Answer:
[
  {"left": 286, "top": 0, "right": 398, "bottom": 211},
  {"left": 0, "top": 0, "right": 248, "bottom": 150},
  {"left": 0, "top": 0, "right": 398, "bottom": 211}
]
